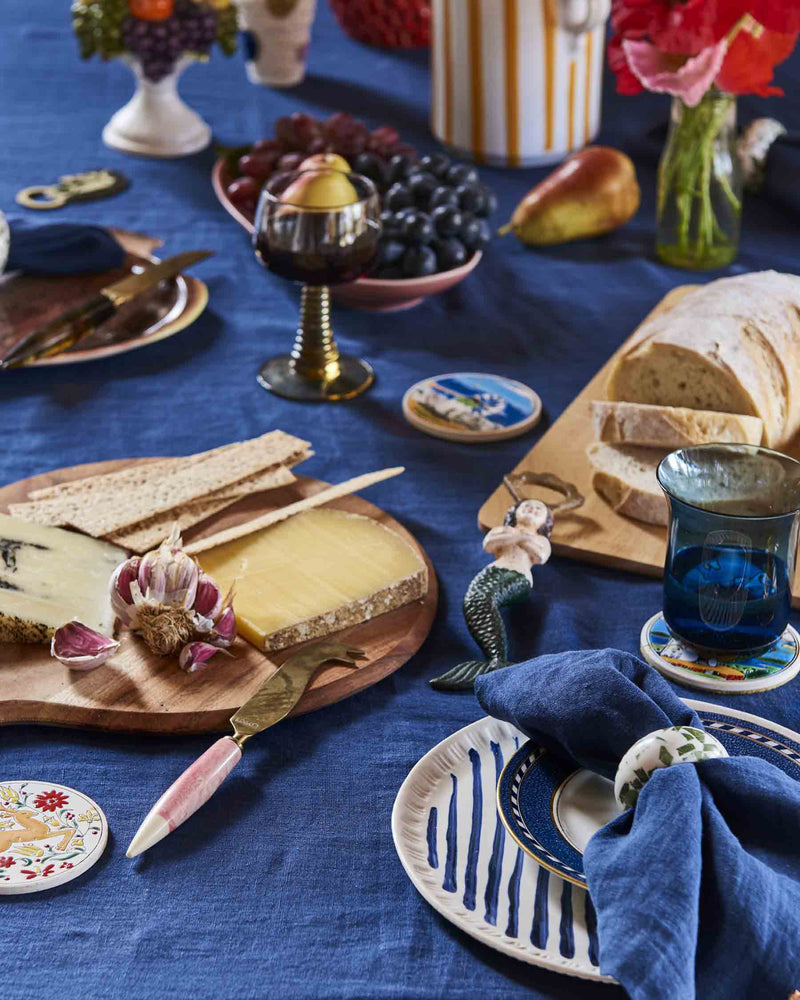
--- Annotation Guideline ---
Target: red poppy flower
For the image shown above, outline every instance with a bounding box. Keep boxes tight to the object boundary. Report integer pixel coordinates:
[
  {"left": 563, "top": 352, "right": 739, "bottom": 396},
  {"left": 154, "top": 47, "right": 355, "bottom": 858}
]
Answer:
[
  {"left": 608, "top": 0, "right": 800, "bottom": 98},
  {"left": 747, "top": 1, "right": 800, "bottom": 35},
  {"left": 33, "top": 790, "right": 69, "bottom": 813},
  {"left": 717, "top": 26, "right": 798, "bottom": 95},
  {"left": 0, "top": 857, "right": 15, "bottom": 869}
]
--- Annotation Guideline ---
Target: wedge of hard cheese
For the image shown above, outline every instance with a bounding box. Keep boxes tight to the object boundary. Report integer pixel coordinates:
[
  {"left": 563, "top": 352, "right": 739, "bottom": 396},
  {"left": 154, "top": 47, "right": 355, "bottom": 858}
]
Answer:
[
  {"left": 197, "top": 508, "right": 428, "bottom": 651},
  {"left": 0, "top": 514, "right": 125, "bottom": 643}
]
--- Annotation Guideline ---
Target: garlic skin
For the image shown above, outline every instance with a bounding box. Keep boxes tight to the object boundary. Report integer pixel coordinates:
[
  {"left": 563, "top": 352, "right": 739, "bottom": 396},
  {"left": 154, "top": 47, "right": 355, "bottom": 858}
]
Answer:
[
  {"left": 51, "top": 621, "right": 120, "bottom": 671},
  {"left": 110, "top": 525, "right": 236, "bottom": 668},
  {"left": 179, "top": 641, "right": 226, "bottom": 674}
]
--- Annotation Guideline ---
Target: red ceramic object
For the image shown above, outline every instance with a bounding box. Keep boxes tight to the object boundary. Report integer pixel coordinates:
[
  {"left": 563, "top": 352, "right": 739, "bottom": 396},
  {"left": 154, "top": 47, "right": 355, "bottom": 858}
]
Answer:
[
  {"left": 211, "top": 158, "right": 482, "bottom": 312},
  {"left": 328, "top": 0, "right": 430, "bottom": 48}
]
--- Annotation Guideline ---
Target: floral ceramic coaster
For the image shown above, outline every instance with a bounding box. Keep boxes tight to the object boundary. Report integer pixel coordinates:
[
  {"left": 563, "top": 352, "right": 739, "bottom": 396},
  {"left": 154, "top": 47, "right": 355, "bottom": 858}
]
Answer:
[
  {"left": 402, "top": 372, "right": 542, "bottom": 443},
  {"left": 640, "top": 612, "right": 800, "bottom": 694},
  {"left": 0, "top": 781, "right": 108, "bottom": 894}
]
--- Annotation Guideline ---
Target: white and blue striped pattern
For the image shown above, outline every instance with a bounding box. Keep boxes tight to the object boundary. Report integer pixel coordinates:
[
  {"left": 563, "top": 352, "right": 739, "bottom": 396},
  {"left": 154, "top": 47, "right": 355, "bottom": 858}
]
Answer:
[{"left": 392, "top": 717, "right": 612, "bottom": 983}]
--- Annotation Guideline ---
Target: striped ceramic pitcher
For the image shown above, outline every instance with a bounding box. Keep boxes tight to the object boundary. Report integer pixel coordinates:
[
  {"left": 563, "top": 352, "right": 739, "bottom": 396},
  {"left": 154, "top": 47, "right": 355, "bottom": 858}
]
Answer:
[{"left": 430, "top": 0, "right": 609, "bottom": 167}]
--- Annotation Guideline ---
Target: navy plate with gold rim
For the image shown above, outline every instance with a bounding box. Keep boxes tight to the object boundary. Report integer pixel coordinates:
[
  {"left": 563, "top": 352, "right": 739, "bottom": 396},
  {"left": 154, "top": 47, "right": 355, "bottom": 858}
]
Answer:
[{"left": 497, "top": 707, "right": 800, "bottom": 888}]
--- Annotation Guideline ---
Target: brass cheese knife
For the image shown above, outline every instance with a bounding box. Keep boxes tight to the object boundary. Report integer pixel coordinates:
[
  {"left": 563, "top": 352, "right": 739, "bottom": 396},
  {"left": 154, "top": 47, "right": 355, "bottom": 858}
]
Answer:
[
  {"left": 0, "top": 249, "right": 213, "bottom": 369},
  {"left": 126, "top": 641, "right": 365, "bottom": 859}
]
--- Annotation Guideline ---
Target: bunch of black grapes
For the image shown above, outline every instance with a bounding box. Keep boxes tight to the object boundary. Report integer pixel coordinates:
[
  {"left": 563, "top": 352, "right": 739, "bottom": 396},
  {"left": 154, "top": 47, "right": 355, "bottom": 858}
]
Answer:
[{"left": 353, "top": 152, "right": 498, "bottom": 279}]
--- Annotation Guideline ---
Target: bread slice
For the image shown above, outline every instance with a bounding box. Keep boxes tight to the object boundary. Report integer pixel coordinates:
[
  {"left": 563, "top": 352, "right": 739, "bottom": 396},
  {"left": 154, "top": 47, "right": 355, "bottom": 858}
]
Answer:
[
  {"left": 587, "top": 442, "right": 670, "bottom": 526},
  {"left": 590, "top": 400, "right": 763, "bottom": 448}
]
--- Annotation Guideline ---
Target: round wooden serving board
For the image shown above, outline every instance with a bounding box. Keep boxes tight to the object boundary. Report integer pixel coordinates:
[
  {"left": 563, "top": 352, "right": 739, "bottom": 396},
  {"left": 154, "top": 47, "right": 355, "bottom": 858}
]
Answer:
[{"left": 0, "top": 460, "right": 437, "bottom": 734}]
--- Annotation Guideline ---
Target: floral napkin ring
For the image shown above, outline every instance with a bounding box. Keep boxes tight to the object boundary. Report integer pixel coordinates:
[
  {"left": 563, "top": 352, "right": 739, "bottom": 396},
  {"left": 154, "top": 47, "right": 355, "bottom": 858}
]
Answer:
[{"left": 614, "top": 726, "right": 728, "bottom": 810}]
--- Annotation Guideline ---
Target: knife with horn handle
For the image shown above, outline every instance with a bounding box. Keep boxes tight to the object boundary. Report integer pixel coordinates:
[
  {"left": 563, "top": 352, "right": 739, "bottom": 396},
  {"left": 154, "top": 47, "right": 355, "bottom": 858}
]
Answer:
[
  {"left": 126, "top": 641, "right": 365, "bottom": 859},
  {"left": 0, "top": 249, "right": 213, "bottom": 369}
]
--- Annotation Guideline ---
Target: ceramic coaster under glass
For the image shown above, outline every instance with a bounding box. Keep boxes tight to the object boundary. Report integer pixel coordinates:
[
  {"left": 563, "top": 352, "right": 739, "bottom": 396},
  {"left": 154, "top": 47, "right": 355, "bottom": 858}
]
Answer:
[
  {"left": 402, "top": 372, "right": 542, "bottom": 443},
  {"left": 640, "top": 612, "right": 800, "bottom": 694},
  {"left": 0, "top": 781, "right": 108, "bottom": 894}
]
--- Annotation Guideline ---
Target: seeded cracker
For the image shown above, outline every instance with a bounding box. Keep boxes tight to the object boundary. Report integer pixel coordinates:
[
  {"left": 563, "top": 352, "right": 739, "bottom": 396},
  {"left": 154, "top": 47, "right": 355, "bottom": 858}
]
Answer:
[
  {"left": 10, "top": 431, "right": 311, "bottom": 538},
  {"left": 106, "top": 463, "right": 301, "bottom": 552}
]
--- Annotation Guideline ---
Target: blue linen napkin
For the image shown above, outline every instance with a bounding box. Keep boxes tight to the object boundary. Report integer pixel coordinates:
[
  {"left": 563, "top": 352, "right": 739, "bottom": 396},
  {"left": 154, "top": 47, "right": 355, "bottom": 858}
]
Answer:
[
  {"left": 5, "top": 218, "right": 125, "bottom": 275},
  {"left": 475, "top": 649, "right": 800, "bottom": 1000}
]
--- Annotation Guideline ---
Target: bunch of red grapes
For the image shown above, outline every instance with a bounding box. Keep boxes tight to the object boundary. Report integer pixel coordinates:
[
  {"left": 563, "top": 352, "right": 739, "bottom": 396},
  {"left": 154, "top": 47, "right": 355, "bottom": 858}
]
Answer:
[{"left": 226, "top": 111, "right": 417, "bottom": 216}]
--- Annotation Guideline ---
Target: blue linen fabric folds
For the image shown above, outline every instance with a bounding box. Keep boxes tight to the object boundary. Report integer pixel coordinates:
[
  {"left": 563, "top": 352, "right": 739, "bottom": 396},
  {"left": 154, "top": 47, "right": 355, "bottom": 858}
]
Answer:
[
  {"left": 475, "top": 649, "right": 800, "bottom": 1000},
  {"left": 5, "top": 218, "right": 125, "bottom": 274}
]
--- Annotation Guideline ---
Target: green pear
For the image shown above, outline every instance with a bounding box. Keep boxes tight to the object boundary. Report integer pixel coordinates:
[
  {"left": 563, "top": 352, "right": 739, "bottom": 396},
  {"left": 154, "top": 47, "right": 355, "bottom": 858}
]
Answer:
[
  {"left": 499, "top": 146, "right": 641, "bottom": 246},
  {"left": 299, "top": 153, "right": 352, "bottom": 174},
  {"left": 280, "top": 169, "right": 359, "bottom": 209}
]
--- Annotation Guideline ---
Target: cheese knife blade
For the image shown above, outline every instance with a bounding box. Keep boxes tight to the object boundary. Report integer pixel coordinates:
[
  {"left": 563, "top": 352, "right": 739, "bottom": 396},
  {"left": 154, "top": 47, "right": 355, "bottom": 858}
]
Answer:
[
  {"left": 126, "top": 641, "right": 364, "bottom": 859},
  {"left": 0, "top": 249, "right": 213, "bottom": 369}
]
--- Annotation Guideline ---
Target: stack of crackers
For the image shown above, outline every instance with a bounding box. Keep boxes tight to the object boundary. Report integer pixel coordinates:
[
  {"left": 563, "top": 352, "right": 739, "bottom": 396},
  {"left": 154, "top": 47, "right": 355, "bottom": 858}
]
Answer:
[{"left": 9, "top": 430, "right": 312, "bottom": 553}]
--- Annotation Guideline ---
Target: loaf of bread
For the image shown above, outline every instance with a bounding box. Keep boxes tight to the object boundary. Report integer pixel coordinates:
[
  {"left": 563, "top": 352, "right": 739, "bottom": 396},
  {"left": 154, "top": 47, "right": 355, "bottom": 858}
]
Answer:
[
  {"left": 591, "top": 400, "right": 764, "bottom": 448},
  {"left": 587, "top": 442, "right": 669, "bottom": 526},
  {"left": 606, "top": 271, "right": 800, "bottom": 447}
]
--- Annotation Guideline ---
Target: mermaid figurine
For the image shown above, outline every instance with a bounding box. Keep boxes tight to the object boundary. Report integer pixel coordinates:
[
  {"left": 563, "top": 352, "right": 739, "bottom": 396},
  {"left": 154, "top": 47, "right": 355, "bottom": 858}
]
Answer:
[{"left": 430, "top": 472, "right": 583, "bottom": 692}]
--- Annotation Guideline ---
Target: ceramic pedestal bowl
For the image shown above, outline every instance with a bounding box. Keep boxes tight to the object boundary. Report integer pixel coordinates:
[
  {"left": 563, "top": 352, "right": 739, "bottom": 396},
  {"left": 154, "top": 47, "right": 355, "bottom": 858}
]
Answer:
[{"left": 211, "top": 159, "right": 482, "bottom": 312}]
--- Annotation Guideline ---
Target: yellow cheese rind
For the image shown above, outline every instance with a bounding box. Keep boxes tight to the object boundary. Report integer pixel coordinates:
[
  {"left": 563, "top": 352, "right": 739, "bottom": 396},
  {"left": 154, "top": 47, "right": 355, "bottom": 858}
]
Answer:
[{"left": 198, "top": 508, "right": 428, "bottom": 652}]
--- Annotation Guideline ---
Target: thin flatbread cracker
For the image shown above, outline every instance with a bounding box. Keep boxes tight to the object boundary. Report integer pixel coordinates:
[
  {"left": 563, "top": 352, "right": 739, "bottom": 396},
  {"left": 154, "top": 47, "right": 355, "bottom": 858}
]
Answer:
[
  {"left": 106, "top": 463, "right": 298, "bottom": 552},
  {"left": 11, "top": 431, "right": 311, "bottom": 536}
]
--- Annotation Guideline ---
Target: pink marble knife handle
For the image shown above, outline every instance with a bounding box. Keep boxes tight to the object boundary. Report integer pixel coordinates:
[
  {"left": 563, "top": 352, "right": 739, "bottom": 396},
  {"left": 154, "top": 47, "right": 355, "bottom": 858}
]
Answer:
[{"left": 126, "top": 736, "right": 242, "bottom": 858}]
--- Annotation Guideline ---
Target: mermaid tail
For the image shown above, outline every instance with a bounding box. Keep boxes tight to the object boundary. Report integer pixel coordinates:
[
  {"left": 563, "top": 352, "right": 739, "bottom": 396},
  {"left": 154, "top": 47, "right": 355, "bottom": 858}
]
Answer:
[{"left": 430, "top": 565, "right": 532, "bottom": 691}]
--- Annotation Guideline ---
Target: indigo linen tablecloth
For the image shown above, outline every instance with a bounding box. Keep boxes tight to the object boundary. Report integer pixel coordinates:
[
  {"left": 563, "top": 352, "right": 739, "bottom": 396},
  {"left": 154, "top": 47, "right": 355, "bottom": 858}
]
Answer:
[{"left": 2, "top": 4, "right": 800, "bottom": 999}]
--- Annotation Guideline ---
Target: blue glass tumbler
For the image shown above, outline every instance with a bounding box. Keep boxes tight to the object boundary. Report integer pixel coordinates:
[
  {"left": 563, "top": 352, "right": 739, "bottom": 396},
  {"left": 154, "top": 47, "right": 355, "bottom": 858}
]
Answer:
[{"left": 658, "top": 444, "right": 800, "bottom": 655}]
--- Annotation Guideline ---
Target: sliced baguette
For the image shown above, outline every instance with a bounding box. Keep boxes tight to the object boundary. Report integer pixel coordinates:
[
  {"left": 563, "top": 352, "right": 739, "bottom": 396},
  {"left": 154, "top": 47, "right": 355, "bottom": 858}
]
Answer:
[
  {"left": 590, "top": 400, "right": 763, "bottom": 448},
  {"left": 605, "top": 271, "right": 800, "bottom": 448},
  {"left": 587, "top": 442, "right": 669, "bottom": 526}
]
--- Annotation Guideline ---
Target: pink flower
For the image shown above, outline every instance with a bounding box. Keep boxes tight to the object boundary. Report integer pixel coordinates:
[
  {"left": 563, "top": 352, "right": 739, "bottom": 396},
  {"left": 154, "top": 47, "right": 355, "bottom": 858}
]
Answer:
[{"left": 622, "top": 37, "right": 728, "bottom": 106}]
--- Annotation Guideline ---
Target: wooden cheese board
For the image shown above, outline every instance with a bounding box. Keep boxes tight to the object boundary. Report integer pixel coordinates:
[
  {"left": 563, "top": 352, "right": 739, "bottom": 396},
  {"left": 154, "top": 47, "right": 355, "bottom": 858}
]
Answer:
[
  {"left": 478, "top": 285, "right": 800, "bottom": 606},
  {"left": 0, "top": 460, "right": 437, "bottom": 733}
]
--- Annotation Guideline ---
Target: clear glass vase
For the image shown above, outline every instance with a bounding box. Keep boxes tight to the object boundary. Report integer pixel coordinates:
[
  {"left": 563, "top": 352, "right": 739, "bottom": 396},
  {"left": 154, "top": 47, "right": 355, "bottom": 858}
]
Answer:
[{"left": 656, "top": 92, "right": 743, "bottom": 270}]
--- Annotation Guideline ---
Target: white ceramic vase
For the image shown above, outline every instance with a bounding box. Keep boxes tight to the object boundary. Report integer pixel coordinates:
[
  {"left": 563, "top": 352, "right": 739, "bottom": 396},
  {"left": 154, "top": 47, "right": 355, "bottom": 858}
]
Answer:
[
  {"left": 103, "top": 55, "right": 211, "bottom": 158},
  {"left": 236, "top": 0, "right": 317, "bottom": 88}
]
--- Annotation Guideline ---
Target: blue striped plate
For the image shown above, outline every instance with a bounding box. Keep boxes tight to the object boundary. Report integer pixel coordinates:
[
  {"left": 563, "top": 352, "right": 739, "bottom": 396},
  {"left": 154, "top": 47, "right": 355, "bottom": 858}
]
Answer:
[
  {"left": 497, "top": 702, "right": 800, "bottom": 890},
  {"left": 392, "top": 701, "right": 800, "bottom": 982}
]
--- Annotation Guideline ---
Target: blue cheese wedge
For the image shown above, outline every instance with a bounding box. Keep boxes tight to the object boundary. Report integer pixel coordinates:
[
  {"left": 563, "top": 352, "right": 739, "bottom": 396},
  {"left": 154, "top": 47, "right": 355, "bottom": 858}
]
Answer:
[{"left": 0, "top": 515, "right": 125, "bottom": 643}]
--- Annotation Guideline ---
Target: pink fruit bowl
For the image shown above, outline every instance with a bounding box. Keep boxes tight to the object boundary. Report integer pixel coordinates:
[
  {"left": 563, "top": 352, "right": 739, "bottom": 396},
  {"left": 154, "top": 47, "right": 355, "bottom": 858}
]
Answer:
[{"left": 212, "top": 159, "right": 482, "bottom": 312}]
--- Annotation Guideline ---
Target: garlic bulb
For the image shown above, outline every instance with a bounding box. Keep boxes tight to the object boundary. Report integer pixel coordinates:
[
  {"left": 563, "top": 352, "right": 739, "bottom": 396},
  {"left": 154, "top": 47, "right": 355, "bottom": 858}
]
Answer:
[
  {"left": 51, "top": 621, "right": 120, "bottom": 671},
  {"left": 110, "top": 525, "right": 236, "bottom": 669}
]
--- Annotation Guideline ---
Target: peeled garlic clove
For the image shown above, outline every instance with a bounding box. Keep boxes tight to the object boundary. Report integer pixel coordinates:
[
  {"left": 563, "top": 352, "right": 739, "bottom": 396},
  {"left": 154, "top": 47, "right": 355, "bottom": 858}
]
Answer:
[
  {"left": 211, "top": 605, "right": 236, "bottom": 647},
  {"left": 51, "top": 621, "right": 120, "bottom": 671},
  {"left": 179, "top": 641, "right": 222, "bottom": 674}
]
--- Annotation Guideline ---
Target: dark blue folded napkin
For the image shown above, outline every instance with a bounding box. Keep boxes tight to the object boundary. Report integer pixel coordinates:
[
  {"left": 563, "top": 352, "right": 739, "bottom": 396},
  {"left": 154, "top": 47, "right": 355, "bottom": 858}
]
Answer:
[
  {"left": 5, "top": 218, "right": 125, "bottom": 275},
  {"left": 475, "top": 649, "right": 800, "bottom": 1000}
]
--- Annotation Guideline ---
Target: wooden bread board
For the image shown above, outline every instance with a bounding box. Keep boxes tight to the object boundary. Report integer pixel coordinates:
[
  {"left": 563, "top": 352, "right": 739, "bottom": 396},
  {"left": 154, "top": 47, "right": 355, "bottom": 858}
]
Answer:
[
  {"left": 0, "top": 461, "right": 437, "bottom": 734},
  {"left": 478, "top": 285, "right": 800, "bottom": 606}
]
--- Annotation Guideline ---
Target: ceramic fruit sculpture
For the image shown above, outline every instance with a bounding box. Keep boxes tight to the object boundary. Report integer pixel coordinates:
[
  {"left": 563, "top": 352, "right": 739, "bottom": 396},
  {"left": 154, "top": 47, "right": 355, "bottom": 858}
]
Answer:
[
  {"left": 72, "top": 0, "right": 237, "bottom": 82},
  {"left": 224, "top": 112, "right": 499, "bottom": 280},
  {"left": 499, "top": 146, "right": 640, "bottom": 246},
  {"left": 74, "top": 0, "right": 237, "bottom": 155}
]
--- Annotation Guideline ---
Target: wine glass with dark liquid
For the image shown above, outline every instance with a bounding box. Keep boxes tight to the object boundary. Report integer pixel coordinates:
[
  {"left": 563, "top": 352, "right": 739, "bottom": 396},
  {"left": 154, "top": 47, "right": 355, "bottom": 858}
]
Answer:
[{"left": 254, "top": 169, "right": 381, "bottom": 401}]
